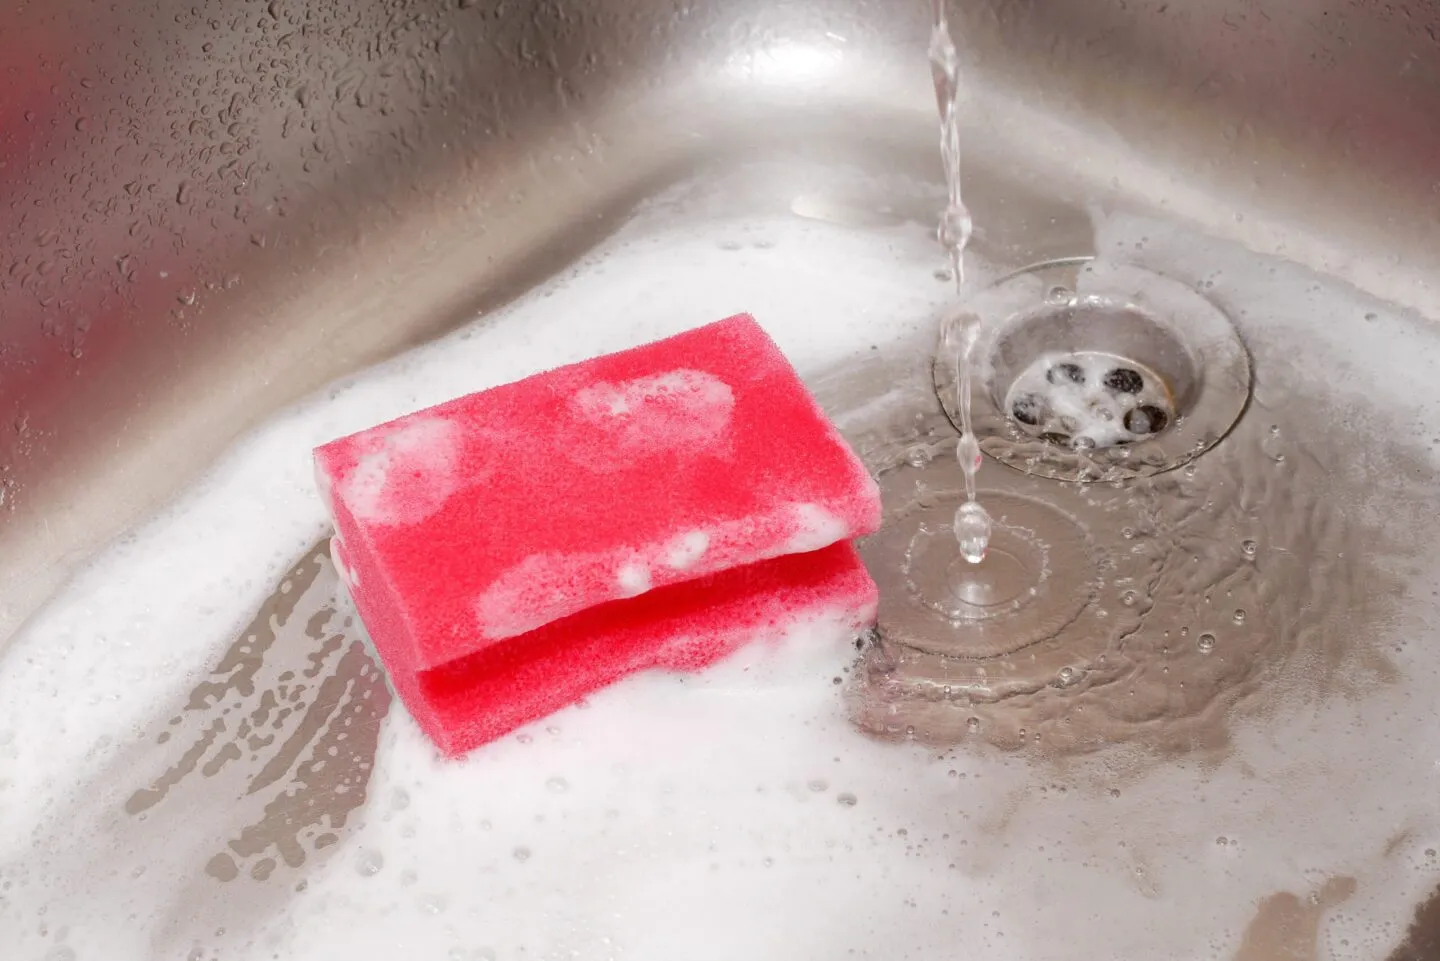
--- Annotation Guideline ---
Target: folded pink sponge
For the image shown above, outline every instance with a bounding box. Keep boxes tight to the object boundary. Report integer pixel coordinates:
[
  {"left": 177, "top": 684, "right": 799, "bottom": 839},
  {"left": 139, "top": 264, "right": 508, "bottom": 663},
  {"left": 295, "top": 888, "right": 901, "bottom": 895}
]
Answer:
[{"left": 314, "top": 313, "right": 881, "bottom": 755}]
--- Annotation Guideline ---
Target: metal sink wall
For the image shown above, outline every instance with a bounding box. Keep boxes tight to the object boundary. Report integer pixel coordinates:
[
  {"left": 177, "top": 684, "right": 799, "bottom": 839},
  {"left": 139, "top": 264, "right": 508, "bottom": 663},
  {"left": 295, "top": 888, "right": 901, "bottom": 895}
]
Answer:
[{"left": 4, "top": 0, "right": 1440, "bottom": 645}]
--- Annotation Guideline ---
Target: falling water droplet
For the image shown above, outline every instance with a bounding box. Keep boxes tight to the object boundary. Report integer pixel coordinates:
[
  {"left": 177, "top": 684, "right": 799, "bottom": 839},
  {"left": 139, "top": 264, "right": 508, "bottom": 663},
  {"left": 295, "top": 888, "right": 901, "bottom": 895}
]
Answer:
[
  {"left": 1197, "top": 633, "right": 1216, "bottom": 654},
  {"left": 1233, "top": 609, "right": 1246, "bottom": 624},
  {"left": 937, "top": 204, "right": 972, "bottom": 266},
  {"left": 953, "top": 500, "right": 992, "bottom": 564}
]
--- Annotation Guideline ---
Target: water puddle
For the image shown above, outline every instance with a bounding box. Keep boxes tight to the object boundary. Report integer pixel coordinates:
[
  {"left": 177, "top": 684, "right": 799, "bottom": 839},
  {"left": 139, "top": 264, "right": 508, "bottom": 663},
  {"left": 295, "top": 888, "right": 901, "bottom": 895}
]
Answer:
[
  {"left": 125, "top": 542, "right": 392, "bottom": 882},
  {"left": 849, "top": 381, "right": 1407, "bottom": 758},
  {"left": 1387, "top": 881, "right": 1440, "bottom": 960},
  {"left": 1234, "top": 877, "right": 1358, "bottom": 961}
]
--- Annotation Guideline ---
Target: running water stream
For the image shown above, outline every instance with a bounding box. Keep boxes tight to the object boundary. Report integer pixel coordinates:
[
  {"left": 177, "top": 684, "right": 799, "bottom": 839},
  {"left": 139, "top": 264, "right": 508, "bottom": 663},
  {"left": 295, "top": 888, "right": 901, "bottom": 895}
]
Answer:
[{"left": 928, "top": 0, "right": 993, "bottom": 564}]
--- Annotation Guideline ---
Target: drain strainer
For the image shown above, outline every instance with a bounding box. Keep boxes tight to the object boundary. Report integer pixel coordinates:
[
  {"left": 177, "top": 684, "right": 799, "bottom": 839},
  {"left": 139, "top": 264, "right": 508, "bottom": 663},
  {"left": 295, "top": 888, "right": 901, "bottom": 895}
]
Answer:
[
  {"left": 1006, "top": 350, "right": 1174, "bottom": 449},
  {"left": 933, "top": 258, "right": 1250, "bottom": 482}
]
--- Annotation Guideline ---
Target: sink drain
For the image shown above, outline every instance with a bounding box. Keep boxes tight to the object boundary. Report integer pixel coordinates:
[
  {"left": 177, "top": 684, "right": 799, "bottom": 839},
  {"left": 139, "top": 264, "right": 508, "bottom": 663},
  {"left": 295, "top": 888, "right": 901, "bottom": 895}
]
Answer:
[{"left": 934, "top": 259, "right": 1250, "bottom": 482}]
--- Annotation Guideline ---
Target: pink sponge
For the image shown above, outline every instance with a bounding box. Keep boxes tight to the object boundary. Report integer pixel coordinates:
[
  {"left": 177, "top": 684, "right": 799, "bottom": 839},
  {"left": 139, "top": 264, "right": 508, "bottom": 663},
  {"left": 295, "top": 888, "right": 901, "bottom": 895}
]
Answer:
[
  {"left": 355, "top": 539, "right": 876, "bottom": 755},
  {"left": 314, "top": 314, "right": 880, "bottom": 753}
]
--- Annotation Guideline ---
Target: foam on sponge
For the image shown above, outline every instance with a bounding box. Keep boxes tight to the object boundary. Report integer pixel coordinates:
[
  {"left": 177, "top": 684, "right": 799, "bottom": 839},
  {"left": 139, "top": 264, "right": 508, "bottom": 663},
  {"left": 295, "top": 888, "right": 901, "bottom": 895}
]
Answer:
[{"left": 314, "top": 314, "right": 880, "bottom": 754}]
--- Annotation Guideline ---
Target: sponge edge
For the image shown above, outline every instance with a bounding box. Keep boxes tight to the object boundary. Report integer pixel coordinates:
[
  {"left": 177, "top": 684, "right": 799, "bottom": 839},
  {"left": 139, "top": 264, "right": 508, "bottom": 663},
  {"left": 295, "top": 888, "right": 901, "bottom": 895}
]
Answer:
[{"left": 344, "top": 539, "right": 878, "bottom": 757}]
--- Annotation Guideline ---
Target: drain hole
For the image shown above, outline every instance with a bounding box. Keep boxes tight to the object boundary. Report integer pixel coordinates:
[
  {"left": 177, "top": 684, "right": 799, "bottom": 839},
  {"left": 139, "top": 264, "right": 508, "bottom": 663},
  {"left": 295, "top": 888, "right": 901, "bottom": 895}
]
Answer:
[
  {"left": 1011, "top": 394, "right": 1045, "bottom": 426},
  {"left": 1124, "top": 405, "right": 1169, "bottom": 436},
  {"left": 1046, "top": 362, "right": 1085, "bottom": 386},
  {"left": 1002, "top": 351, "right": 1177, "bottom": 453},
  {"left": 1102, "top": 367, "right": 1145, "bottom": 394},
  {"left": 931, "top": 260, "right": 1252, "bottom": 482}
]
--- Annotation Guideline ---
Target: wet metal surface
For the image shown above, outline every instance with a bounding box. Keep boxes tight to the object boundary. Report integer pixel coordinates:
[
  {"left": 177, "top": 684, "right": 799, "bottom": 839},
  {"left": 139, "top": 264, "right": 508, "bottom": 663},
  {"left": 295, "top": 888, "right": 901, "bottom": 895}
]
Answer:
[
  {"left": 5, "top": 0, "right": 1440, "bottom": 958},
  {"left": 125, "top": 542, "right": 391, "bottom": 884},
  {"left": 851, "top": 371, "right": 1409, "bottom": 757},
  {"left": 3, "top": 543, "right": 392, "bottom": 954},
  {"left": 1235, "top": 878, "right": 1358, "bottom": 961},
  {"left": 1388, "top": 883, "right": 1440, "bottom": 961}
]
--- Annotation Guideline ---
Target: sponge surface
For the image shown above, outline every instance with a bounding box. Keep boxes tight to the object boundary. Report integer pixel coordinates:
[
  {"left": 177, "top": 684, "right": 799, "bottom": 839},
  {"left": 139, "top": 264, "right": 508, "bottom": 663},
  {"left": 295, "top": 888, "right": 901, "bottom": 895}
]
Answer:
[{"left": 315, "top": 314, "right": 880, "bottom": 672}]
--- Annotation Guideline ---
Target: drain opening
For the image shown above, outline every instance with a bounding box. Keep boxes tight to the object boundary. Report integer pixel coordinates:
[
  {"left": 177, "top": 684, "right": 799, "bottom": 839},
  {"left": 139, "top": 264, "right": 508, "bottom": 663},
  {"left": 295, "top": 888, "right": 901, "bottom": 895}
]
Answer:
[
  {"left": 1004, "top": 350, "right": 1175, "bottom": 452},
  {"left": 933, "top": 259, "right": 1251, "bottom": 482}
]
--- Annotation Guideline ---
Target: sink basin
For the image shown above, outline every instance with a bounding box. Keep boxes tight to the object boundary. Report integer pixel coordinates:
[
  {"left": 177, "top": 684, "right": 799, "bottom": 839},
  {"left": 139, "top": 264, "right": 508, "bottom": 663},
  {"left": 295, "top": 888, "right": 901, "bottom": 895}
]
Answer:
[{"left": 4, "top": 1, "right": 1440, "bottom": 958}]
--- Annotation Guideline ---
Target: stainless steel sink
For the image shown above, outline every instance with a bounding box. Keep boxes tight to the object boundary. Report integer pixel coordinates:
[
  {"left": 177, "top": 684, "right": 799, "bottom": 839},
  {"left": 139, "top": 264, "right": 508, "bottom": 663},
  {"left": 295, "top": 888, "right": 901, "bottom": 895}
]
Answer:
[{"left": 5, "top": 1, "right": 1440, "bottom": 958}]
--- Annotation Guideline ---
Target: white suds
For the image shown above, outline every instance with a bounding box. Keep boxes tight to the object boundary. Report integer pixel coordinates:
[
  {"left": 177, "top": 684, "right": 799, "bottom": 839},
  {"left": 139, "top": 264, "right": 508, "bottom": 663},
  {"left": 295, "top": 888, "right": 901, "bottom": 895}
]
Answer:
[
  {"left": 337, "top": 415, "right": 464, "bottom": 526},
  {"left": 569, "top": 369, "right": 734, "bottom": 470},
  {"left": 473, "top": 552, "right": 588, "bottom": 640},
  {"left": 783, "top": 502, "right": 850, "bottom": 553},
  {"left": 665, "top": 530, "right": 710, "bottom": 570},
  {"left": 616, "top": 562, "right": 652, "bottom": 597},
  {"left": 329, "top": 537, "right": 359, "bottom": 589}
]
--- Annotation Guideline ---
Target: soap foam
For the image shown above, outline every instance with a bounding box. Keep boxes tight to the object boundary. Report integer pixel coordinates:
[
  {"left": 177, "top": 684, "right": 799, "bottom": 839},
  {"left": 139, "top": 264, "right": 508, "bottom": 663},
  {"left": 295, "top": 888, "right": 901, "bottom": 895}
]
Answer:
[
  {"left": 330, "top": 536, "right": 359, "bottom": 589},
  {"left": 665, "top": 530, "right": 710, "bottom": 570},
  {"left": 472, "top": 550, "right": 593, "bottom": 640},
  {"left": 615, "top": 560, "right": 652, "bottom": 597},
  {"left": 570, "top": 368, "right": 735, "bottom": 468},
  {"left": 3, "top": 164, "right": 1440, "bottom": 961},
  {"left": 337, "top": 415, "right": 465, "bottom": 526},
  {"left": 783, "top": 501, "right": 851, "bottom": 554}
]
